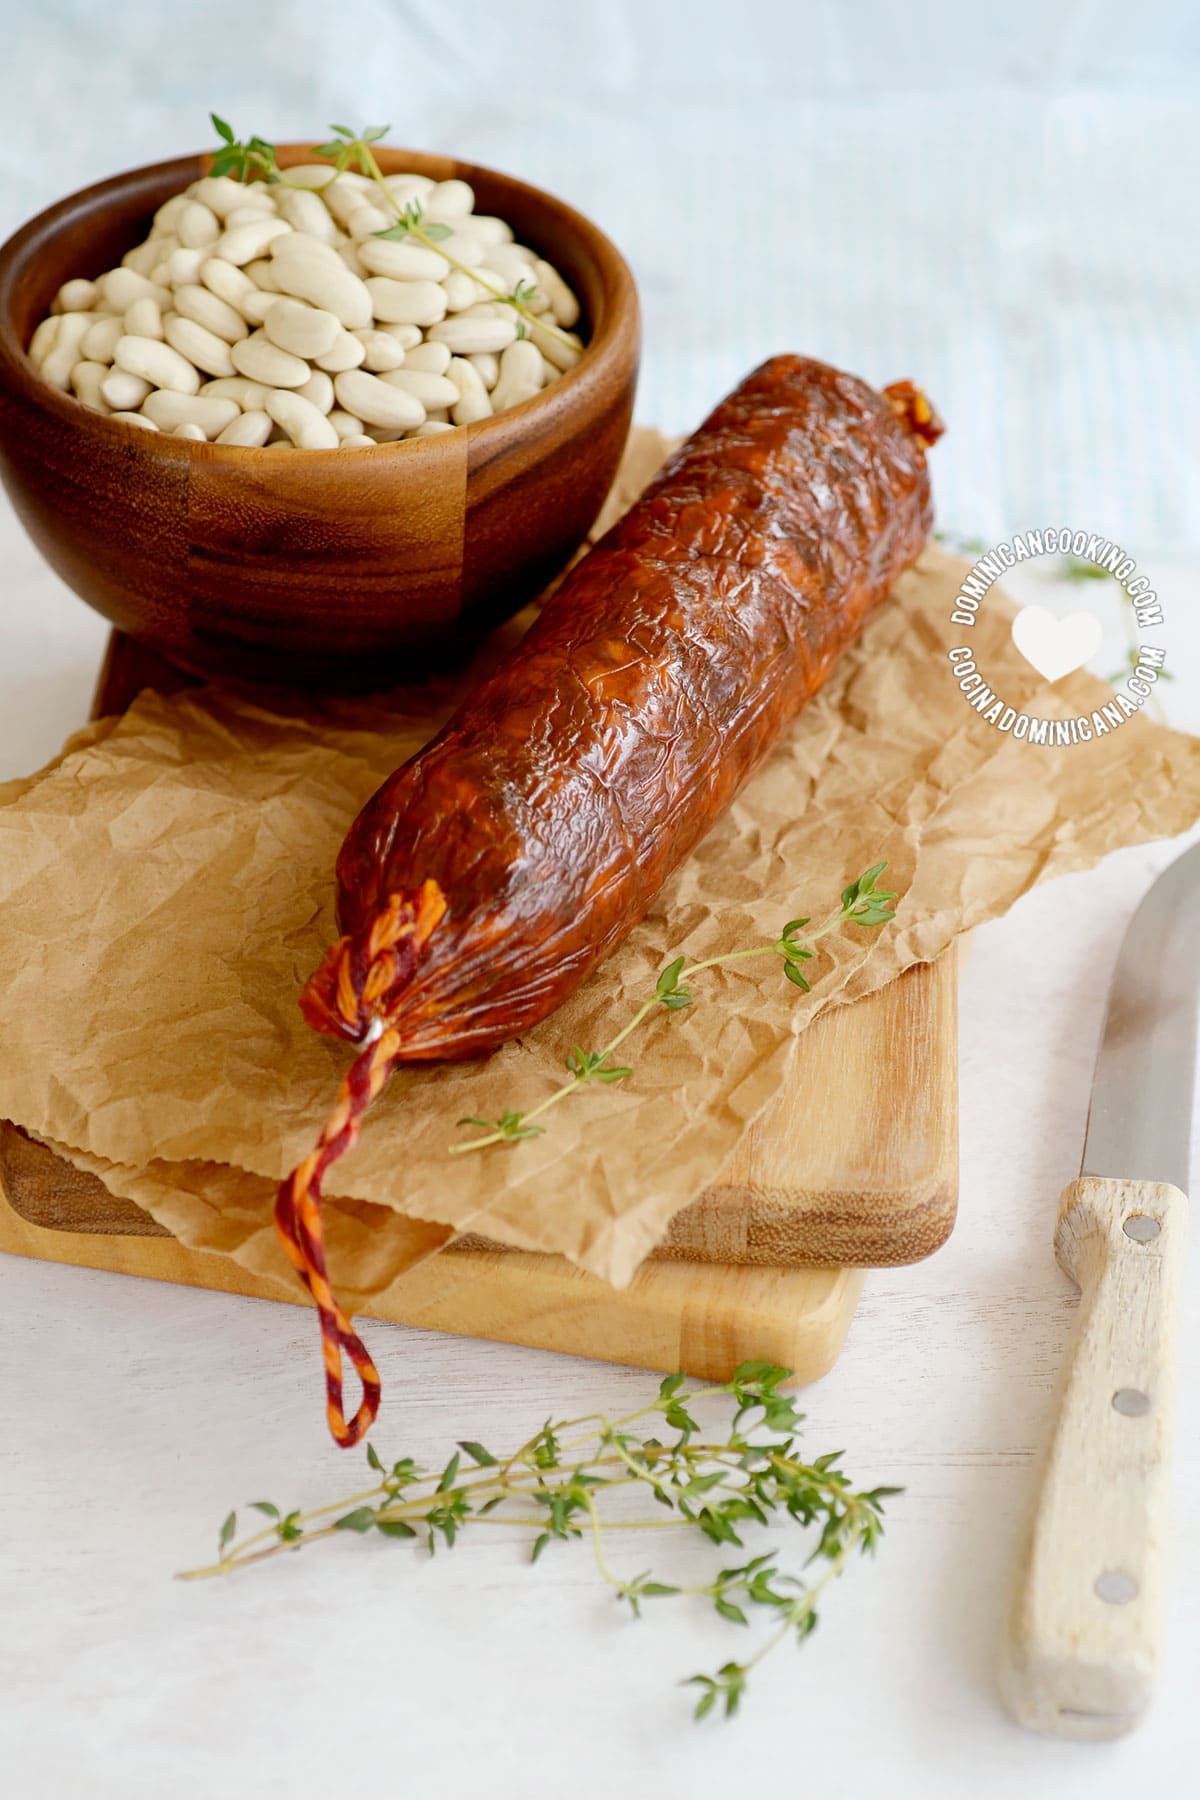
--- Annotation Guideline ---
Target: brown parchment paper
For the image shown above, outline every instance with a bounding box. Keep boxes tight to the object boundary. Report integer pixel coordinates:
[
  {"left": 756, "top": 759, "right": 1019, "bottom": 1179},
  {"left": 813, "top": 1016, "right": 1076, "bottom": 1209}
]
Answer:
[{"left": 1, "top": 429, "right": 1198, "bottom": 1300}]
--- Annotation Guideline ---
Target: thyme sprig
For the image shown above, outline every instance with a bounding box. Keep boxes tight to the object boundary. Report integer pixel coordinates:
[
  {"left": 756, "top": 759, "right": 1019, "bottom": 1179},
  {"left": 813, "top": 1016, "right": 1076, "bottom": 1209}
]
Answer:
[
  {"left": 207, "top": 115, "right": 578, "bottom": 350},
  {"left": 184, "top": 1363, "right": 899, "bottom": 1721},
  {"left": 452, "top": 862, "right": 898, "bottom": 1153}
]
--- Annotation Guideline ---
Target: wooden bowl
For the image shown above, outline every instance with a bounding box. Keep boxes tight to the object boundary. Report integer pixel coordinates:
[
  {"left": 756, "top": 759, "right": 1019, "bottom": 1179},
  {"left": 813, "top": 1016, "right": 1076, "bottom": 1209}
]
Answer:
[{"left": 0, "top": 146, "right": 639, "bottom": 685}]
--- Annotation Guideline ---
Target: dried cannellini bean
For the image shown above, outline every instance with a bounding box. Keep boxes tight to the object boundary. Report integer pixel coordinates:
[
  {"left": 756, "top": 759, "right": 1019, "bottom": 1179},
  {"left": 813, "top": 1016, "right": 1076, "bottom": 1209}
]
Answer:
[
  {"left": 224, "top": 202, "right": 280, "bottom": 231},
  {"left": 490, "top": 339, "right": 544, "bottom": 413},
  {"left": 200, "top": 257, "right": 257, "bottom": 309},
  {"left": 333, "top": 367, "right": 425, "bottom": 429},
  {"left": 403, "top": 339, "right": 452, "bottom": 375},
  {"left": 242, "top": 258, "right": 281, "bottom": 293},
  {"left": 429, "top": 313, "right": 518, "bottom": 355},
  {"left": 446, "top": 355, "right": 492, "bottom": 424},
  {"left": 165, "top": 246, "right": 207, "bottom": 287},
  {"left": 215, "top": 409, "right": 273, "bottom": 446},
  {"left": 262, "top": 297, "right": 341, "bottom": 359},
  {"left": 40, "top": 314, "right": 96, "bottom": 388},
  {"left": 100, "top": 268, "right": 172, "bottom": 313},
  {"left": 382, "top": 368, "right": 459, "bottom": 409},
  {"left": 172, "top": 283, "right": 248, "bottom": 343},
  {"left": 174, "top": 421, "right": 207, "bottom": 440},
  {"left": 482, "top": 244, "right": 538, "bottom": 287},
  {"left": 109, "top": 409, "right": 159, "bottom": 430},
  {"left": 264, "top": 388, "right": 340, "bottom": 449},
  {"left": 164, "top": 313, "right": 236, "bottom": 379},
  {"left": 533, "top": 258, "right": 580, "bottom": 329},
  {"left": 327, "top": 409, "right": 364, "bottom": 439},
  {"left": 347, "top": 204, "right": 392, "bottom": 240},
  {"left": 468, "top": 215, "right": 515, "bottom": 246},
  {"left": 200, "top": 376, "right": 270, "bottom": 409},
  {"left": 276, "top": 186, "right": 338, "bottom": 242},
  {"left": 468, "top": 351, "right": 499, "bottom": 389},
  {"left": 352, "top": 328, "right": 406, "bottom": 371},
  {"left": 121, "top": 240, "right": 163, "bottom": 277},
  {"left": 28, "top": 316, "right": 61, "bottom": 369},
  {"left": 152, "top": 194, "right": 191, "bottom": 235},
  {"left": 382, "top": 172, "right": 434, "bottom": 204},
  {"left": 530, "top": 321, "right": 583, "bottom": 371},
  {"left": 191, "top": 175, "right": 258, "bottom": 219},
  {"left": 320, "top": 173, "right": 374, "bottom": 226},
  {"left": 297, "top": 368, "right": 334, "bottom": 414},
  {"left": 269, "top": 248, "right": 373, "bottom": 329},
  {"left": 230, "top": 330, "right": 311, "bottom": 388},
  {"left": 113, "top": 334, "right": 201, "bottom": 394},
  {"left": 55, "top": 277, "right": 100, "bottom": 313},
  {"left": 81, "top": 315, "right": 124, "bottom": 363},
  {"left": 141, "top": 391, "right": 240, "bottom": 436},
  {"left": 335, "top": 239, "right": 368, "bottom": 277},
  {"left": 101, "top": 368, "right": 152, "bottom": 410},
  {"left": 442, "top": 268, "right": 496, "bottom": 312},
  {"left": 356, "top": 237, "right": 450, "bottom": 281},
  {"left": 364, "top": 277, "right": 447, "bottom": 326},
  {"left": 176, "top": 200, "right": 220, "bottom": 248},
  {"left": 313, "top": 328, "right": 367, "bottom": 372},
  {"left": 70, "top": 360, "right": 110, "bottom": 411},
  {"left": 215, "top": 217, "right": 292, "bottom": 265},
  {"left": 238, "top": 290, "right": 279, "bottom": 326},
  {"left": 124, "top": 297, "right": 164, "bottom": 340},
  {"left": 410, "top": 419, "right": 456, "bottom": 437},
  {"left": 378, "top": 321, "right": 423, "bottom": 349},
  {"left": 339, "top": 433, "right": 377, "bottom": 448},
  {"left": 424, "top": 178, "right": 475, "bottom": 220}
]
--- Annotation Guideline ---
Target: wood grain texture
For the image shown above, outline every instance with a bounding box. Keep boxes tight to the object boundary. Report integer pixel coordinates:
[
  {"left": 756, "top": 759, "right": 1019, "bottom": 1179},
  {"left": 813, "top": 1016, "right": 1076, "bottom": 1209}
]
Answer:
[
  {"left": 1000, "top": 1175, "right": 1187, "bottom": 1740},
  {"left": 0, "top": 1144, "right": 862, "bottom": 1385},
  {"left": 0, "top": 146, "right": 640, "bottom": 685}
]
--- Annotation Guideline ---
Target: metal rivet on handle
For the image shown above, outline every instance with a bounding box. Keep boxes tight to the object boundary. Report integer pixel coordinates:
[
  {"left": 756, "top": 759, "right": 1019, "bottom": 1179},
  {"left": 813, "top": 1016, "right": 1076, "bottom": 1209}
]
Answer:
[
  {"left": 1112, "top": 1388, "right": 1152, "bottom": 1416},
  {"left": 1095, "top": 1571, "right": 1139, "bottom": 1605},
  {"left": 1123, "top": 1214, "right": 1161, "bottom": 1242}
]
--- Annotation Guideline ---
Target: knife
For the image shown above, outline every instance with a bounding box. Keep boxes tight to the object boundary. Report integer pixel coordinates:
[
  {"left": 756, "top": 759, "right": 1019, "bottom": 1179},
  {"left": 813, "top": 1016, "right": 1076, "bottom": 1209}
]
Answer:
[{"left": 1000, "top": 838, "right": 1199, "bottom": 1740}]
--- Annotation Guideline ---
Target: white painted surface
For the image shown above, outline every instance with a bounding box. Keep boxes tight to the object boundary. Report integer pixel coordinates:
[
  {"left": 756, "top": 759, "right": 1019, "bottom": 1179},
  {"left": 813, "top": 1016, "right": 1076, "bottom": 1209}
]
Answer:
[{"left": 1, "top": 8, "right": 1198, "bottom": 1791}]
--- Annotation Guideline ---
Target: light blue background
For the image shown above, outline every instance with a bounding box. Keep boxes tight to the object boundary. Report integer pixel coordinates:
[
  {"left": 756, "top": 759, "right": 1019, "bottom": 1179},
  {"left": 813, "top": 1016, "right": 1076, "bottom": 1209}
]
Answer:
[{"left": 5, "top": 0, "right": 1196, "bottom": 548}]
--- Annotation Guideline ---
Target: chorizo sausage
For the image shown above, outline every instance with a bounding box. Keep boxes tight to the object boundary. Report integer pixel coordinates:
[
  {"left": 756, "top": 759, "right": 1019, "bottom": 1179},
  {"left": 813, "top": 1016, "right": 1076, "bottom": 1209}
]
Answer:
[{"left": 277, "top": 354, "right": 942, "bottom": 1444}]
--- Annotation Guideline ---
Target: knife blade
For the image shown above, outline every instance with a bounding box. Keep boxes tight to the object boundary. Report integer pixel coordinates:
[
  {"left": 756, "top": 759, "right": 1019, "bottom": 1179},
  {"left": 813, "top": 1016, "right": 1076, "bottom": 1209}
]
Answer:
[{"left": 1002, "top": 837, "right": 1198, "bottom": 1742}]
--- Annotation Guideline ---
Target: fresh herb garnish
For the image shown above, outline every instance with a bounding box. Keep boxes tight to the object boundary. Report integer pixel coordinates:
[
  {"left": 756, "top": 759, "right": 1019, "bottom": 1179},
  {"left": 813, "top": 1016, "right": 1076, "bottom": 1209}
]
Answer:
[{"left": 183, "top": 1363, "right": 899, "bottom": 1722}]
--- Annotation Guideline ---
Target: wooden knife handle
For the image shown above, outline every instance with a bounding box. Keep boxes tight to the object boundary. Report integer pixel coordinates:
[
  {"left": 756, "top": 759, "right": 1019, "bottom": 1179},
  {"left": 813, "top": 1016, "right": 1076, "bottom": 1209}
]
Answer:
[{"left": 1000, "top": 1175, "right": 1186, "bottom": 1739}]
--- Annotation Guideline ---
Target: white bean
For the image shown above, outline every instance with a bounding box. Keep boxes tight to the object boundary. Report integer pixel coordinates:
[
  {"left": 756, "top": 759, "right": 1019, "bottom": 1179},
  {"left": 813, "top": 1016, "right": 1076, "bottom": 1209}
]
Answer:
[
  {"left": 174, "top": 283, "right": 248, "bottom": 342},
  {"left": 277, "top": 163, "right": 343, "bottom": 189},
  {"left": 382, "top": 173, "right": 434, "bottom": 204},
  {"left": 215, "top": 409, "right": 272, "bottom": 446},
  {"left": 378, "top": 322, "right": 422, "bottom": 349},
  {"left": 28, "top": 316, "right": 61, "bottom": 369},
  {"left": 410, "top": 419, "right": 456, "bottom": 437},
  {"left": 174, "top": 421, "right": 207, "bottom": 441},
  {"left": 297, "top": 368, "right": 334, "bottom": 413},
  {"left": 70, "top": 360, "right": 110, "bottom": 411},
  {"left": 163, "top": 312, "right": 235, "bottom": 378},
  {"left": 55, "top": 277, "right": 100, "bottom": 312},
  {"left": 262, "top": 297, "right": 340, "bottom": 359},
  {"left": 40, "top": 314, "right": 94, "bottom": 388},
  {"left": 123, "top": 297, "right": 164, "bottom": 340},
  {"left": 442, "top": 268, "right": 496, "bottom": 312},
  {"left": 338, "top": 433, "right": 377, "bottom": 448},
  {"left": 531, "top": 321, "right": 583, "bottom": 370},
  {"left": 200, "top": 376, "right": 270, "bottom": 409},
  {"left": 356, "top": 237, "right": 450, "bottom": 281},
  {"left": 109, "top": 410, "right": 159, "bottom": 430},
  {"left": 152, "top": 194, "right": 191, "bottom": 235},
  {"left": 165, "top": 246, "right": 207, "bottom": 287},
  {"left": 468, "top": 351, "right": 499, "bottom": 389},
  {"left": 320, "top": 173, "right": 374, "bottom": 226},
  {"left": 446, "top": 355, "right": 493, "bottom": 424},
  {"left": 215, "top": 217, "right": 292, "bottom": 265},
  {"left": 403, "top": 339, "right": 452, "bottom": 375},
  {"left": 269, "top": 229, "right": 344, "bottom": 266},
  {"left": 231, "top": 330, "right": 312, "bottom": 388},
  {"left": 424, "top": 179, "right": 475, "bottom": 220},
  {"left": 276, "top": 186, "right": 338, "bottom": 243},
  {"left": 333, "top": 368, "right": 425, "bottom": 429},
  {"left": 177, "top": 200, "right": 220, "bottom": 248},
  {"left": 81, "top": 316, "right": 124, "bottom": 363},
  {"left": 191, "top": 175, "right": 258, "bottom": 219},
  {"left": 435, "top": 230, "right": 488, "bottom": 268},
  {"left": 327, "top": 409, "right": 364, "bottom": 438},
  {"left": 382, "top": 368, "right": 459, "bottom": 409},
  {"left": 122, "top": 241, "right": 163, "bottom": 277},
  {"left": 483, "top": 244, "right": 538, "bottom": 287},
  {"left": 270, "top": 248, "right": 373, "bottom": 328},
  {"left": 238, "top": 291, "right": 279, "bottom": 326},
  {"left": 533, "top": 257, "right": 580, "bottom": 328},
  {"left": 101, "top": 268, "right": 171, "bottom": 313},
  {"left": 141, "top": 391, "right": 239, "bottom": 436},
  {"left": 352, "top": 328, "right": 406, "bottom": 371},
  {"left": 347, "top": 204, "right": 392, "bottom": 241},
  {"left": 243, "top": 259, "right": 281, "bottom": 293},
  {"left": 264, "top": 388, "right": 340, "bottom": 449},
  {"left": 491, "top": 339, "right": 544, "bottom": 413},
  {"left": 101, "top": 368, "right": 152, "bottom": 410},
  {"left": 200, "top": 257, "right": 257, "bottom": 309},
  {"left": 428, "top": 313, "right": 518, "bottom": 354},
  {"left": 114, "top": 334, "right": 201, "bottom": 394},
  {"left": 313, "top": 327, "right": 367, "bottom": 372},
  {"left": 364, "top": 277, "right": 447, "bottom": 326},
  {"left": 470, "top": 215, "right": 516, "bottom": 245}
]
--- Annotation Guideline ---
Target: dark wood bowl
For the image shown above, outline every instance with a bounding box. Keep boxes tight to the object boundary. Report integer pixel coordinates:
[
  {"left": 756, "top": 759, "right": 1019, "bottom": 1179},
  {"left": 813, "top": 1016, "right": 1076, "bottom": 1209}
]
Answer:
[{"left": 0, "top": 146, "right": 640, "bottom": 685}]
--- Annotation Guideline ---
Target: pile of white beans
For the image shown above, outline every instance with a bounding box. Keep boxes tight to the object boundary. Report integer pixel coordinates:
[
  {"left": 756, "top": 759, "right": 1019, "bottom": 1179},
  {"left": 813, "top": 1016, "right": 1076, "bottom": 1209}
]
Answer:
[{"left": 26, "top": 168, "right": 584, "bottom": 448}]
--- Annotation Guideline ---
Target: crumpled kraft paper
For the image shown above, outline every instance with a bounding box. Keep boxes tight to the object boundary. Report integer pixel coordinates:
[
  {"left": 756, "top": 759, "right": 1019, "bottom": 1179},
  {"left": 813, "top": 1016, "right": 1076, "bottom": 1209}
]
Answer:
[{"left": 1, "top": 428, "right": 1198, "bottom": 1300}]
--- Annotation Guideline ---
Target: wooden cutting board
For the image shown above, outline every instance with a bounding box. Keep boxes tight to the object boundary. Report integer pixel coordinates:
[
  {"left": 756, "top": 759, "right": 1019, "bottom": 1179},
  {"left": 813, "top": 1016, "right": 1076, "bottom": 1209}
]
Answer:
[{"left": 0, "top": 632, "right": 958, "bottom": 1387}]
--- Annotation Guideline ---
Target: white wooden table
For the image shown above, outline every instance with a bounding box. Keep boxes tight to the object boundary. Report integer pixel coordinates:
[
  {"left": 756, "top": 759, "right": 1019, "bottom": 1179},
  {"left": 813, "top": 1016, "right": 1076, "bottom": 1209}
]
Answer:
[{"left": 0, "top": 506, "right": 1196, "bottom": 1796}]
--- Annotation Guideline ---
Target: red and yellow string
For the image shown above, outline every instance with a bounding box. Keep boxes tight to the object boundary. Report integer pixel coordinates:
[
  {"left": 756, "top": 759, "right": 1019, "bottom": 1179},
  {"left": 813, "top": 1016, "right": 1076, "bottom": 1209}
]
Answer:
[{"left": 275, "top": 879, "right": 447, "bottom": 1446}]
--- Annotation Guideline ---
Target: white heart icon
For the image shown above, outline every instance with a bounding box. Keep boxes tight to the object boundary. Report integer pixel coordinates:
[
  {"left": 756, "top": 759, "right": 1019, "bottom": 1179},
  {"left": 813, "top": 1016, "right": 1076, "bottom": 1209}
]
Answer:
[{"left": 1010, "top": 605, "right": 1104, "bottom": 683}]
